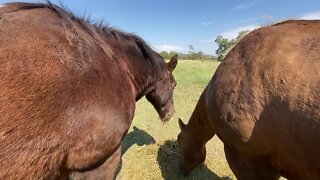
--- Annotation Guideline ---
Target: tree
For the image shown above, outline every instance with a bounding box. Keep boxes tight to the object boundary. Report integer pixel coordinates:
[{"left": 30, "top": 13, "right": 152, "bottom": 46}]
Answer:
[
  {"left": 158, "top": 45, "right": 217, "bottom": 60},
  {"left": 235, "top": 30, "right": 250, "bottom": 41},
  {"left": 168, "top": 51, "right": 178, "bottom": 59},
  {"left": 197, "top": 51, "right": 204, "bottom": 59},
  {"left": 215, "top": 30, "right": 250, "bottom": 61},
  {"left": 215, "top": 35, "right": 233, "bottom": 59},
  {"left": 159, "top": 51, "right": 169, "bottom": 59},
  {"left": 189, "top": 45, "right": 195, "bottom": 52}
]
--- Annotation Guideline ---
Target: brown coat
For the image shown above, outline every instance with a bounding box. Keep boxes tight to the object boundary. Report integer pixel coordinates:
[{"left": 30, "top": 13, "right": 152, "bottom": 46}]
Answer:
[
  {"left": 0, "top": 3, "right": 177, "bottom": 179},
  {"left": 178, "top": 20, "right": 320, "bottom": 180}
]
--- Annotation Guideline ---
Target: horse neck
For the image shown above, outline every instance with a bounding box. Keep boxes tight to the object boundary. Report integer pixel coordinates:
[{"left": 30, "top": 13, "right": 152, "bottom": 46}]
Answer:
[
  {"left": 118, "top": 45, "right": 160, "bottom": 101},
  {"left": 99, "top": 34, "right": 163, "bottom": 101},
  {"left": 186, "top": 87, "right": 214, "bottom": 147},
  {"left": 128, "top": 61, "right": 155, "bottom": 101}
]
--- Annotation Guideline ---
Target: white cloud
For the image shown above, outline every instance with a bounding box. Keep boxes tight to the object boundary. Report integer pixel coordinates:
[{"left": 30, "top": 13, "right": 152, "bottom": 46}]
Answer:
[
  {"left": 239, "top": 17, "right": 258, "bottom": 24},
  {"left": 199, "top": 38, "right": 215, "bottom": 44},
  {"left": 259, "top": 14, "right": 274, "bottom": 21},
  {"left": 232, "top": 2, "right": 255, "bottom": 11},
  {"left": 221, "top": 24, "right": 260, "bottom": 40},
  {"left": 200, "top": 24, "right": 260, "bottom": 43},
  {"left": 153, "top": 45, "right": 186, "bottom": 53},
  {"left": 201, "top": 21, "right": 214, "bottom": 26},
  {"left": 299, "top": 11, "right": 320, "bottom": 20}
]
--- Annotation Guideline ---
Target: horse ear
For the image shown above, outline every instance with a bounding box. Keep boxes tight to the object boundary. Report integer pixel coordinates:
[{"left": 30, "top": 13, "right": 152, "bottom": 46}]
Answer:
[
  {"left": 178, "top": 118, "right": 186, "bottom": 130},
  {"left": 168, "top": 54, "right": 178, "bottom": 72}
]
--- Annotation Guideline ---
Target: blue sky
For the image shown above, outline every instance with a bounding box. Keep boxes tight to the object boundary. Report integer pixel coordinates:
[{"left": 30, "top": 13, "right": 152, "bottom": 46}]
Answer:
[{"left": 1, "top": 0, "right": 320, "bottom": 55}]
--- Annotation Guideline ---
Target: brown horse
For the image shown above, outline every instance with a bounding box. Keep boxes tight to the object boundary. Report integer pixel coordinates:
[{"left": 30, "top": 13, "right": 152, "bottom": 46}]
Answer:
[
  {"left": 178, "top": 20, "right": 320, "bottom": 180},
  {"left": 0, "top": 2, "right": 178, "bottom": 179}
]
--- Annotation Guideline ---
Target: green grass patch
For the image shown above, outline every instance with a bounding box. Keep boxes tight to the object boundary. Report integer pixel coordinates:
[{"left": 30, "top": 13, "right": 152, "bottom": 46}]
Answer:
[{"left": 116, "top": 60, "right": 235, "bottom": 180}]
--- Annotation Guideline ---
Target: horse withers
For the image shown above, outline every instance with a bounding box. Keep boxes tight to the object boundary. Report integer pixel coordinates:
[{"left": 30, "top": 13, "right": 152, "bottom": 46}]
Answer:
[
  {"left": 178, "top": 20, "right": 320, "bottom": 180},
  {"left": 0, "top": 2, "right": 177, "bottom": 179}
]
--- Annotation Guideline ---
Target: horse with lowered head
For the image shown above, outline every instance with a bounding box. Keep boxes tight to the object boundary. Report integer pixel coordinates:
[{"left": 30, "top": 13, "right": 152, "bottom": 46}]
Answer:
[
  {"left": 0, "top": 2, "right": 178, "bottom": 179},
  {"left": 178, "top": 20, "right": 320, "bottom": 180}
]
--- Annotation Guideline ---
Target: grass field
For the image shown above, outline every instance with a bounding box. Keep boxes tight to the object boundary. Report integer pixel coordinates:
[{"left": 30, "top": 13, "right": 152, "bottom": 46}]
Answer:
[{"left": 116, "top": 60, "right": 236, "bottom": 180}]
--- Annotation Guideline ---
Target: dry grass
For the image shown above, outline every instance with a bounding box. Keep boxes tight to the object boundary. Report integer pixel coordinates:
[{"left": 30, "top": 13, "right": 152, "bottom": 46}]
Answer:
[{"left": 115, "top": 60, "right": 236, "bottom": 180}]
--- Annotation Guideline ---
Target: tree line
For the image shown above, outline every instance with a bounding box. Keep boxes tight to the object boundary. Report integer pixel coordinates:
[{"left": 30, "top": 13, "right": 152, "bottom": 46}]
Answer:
[
  {"left": 159, "top": 45, "right": 217, "bottom": 60},
  {"left": 159, "top": 30, "right": 251, "bottom": 61}
]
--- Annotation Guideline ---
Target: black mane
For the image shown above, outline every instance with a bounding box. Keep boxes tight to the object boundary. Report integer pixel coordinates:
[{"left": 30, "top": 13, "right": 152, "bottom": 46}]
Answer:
[{"left": 5, "top": 1, "right": 156, "bottom": 60}]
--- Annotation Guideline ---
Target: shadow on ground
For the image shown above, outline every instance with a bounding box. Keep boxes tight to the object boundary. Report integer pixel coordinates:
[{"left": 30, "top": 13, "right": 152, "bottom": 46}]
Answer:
[
  {"left": 114, "top": 126, "right": 155, "bottom": 179},
  {"left": 121, "top": 126, "right": 156, "bottom": 155},
  {"left": 157, "top": 140, "right": 232, "bottom": 180}
]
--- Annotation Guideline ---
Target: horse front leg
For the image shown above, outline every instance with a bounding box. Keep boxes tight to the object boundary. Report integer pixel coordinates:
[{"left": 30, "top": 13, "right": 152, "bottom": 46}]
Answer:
[{"left": 70, "top": 146, "right": 121, "bottom": 180}]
